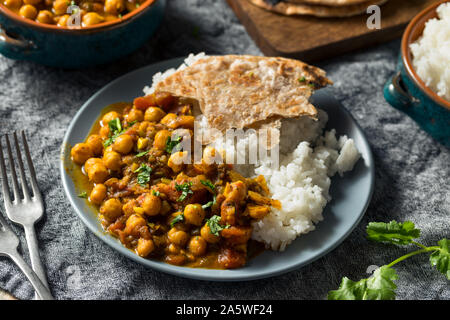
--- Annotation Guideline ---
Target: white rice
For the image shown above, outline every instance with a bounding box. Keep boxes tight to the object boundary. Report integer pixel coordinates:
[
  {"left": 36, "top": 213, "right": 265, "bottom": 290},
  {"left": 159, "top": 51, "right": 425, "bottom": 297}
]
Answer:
[
  {"left": 144, "top": 53, "right": 361, "bottom": 251},
  {"left": 410, "top": 3, "right": 450, "bottom": 101}
]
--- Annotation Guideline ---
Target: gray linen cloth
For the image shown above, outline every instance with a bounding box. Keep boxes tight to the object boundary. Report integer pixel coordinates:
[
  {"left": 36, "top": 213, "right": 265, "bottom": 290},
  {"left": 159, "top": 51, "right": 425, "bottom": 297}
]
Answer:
[{"left": 0, "top": 0, "right": 448, "bottom": 300}]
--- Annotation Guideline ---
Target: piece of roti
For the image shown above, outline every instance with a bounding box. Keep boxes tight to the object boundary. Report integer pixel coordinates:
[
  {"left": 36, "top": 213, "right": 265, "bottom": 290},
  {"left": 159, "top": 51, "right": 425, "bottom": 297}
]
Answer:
[
  {"left": 249, "top": 0, "right": 388, "bottom": 17},
  {"left": 155, "top": 55, "right": 332, "bottom": 135}
]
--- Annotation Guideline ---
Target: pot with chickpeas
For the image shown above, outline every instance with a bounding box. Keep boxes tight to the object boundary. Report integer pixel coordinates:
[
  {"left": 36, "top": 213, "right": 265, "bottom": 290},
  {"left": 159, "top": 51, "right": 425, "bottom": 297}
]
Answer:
[
  {"left": 69, "top": 91, "right": 281, "bottom": 269},
  {"left": 0, "top": 0, "right": 164, "bottom": 67}
]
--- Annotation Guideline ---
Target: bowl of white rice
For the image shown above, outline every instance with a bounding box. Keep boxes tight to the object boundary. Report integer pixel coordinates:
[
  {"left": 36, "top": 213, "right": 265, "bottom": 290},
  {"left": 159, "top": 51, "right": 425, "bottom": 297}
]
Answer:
[{"left": 384, "top": 0, "right": 450, "bottom": 148}]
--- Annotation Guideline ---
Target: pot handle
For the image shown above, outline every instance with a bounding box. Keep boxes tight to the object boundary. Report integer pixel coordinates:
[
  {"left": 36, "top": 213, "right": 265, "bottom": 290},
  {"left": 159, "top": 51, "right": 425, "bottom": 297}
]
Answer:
[
  {"left": 0, "top": 24, "right": 36, "bottom": 59},
  {"left": 384, "top": 71, "right": 416, "bottom": 110}
]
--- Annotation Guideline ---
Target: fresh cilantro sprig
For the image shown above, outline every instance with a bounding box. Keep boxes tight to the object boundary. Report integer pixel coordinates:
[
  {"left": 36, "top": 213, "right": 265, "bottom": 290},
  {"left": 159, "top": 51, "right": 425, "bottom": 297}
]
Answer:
[
  {"left": 170, "top": 213, "right": 184, "bottom": 227},
  {"left": 175, "top": 182, "right": 193, "bottom": 202},
  {"left": 328, "top": 221, "right": 449, "bottom": 300},
  {"left": 103, "top": 118, "right": 123, "bottom": 147},
  {"left": 77, "top": 191, "right": 87, "bottom": 198},
  {"left": 165, "top": 136, "right": 182, "bottom": 153},
  {"left": 200, "top": 179, "right": 216, "bottom": 209},
  {"left": 206, "top": 215, "right": 230, "bottom": 236},
  {"left": 135, "top": 150, "right": 149, "bottom": 158},
  {"left": 134, "top": 164, "right": 152, "bottom": 187}
]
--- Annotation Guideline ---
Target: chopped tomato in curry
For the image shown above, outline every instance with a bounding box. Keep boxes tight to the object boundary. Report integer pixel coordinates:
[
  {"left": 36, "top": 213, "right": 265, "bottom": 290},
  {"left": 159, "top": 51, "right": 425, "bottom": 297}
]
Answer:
[{"left": 70, "top": 91, "right": 280, "bottom": 269}]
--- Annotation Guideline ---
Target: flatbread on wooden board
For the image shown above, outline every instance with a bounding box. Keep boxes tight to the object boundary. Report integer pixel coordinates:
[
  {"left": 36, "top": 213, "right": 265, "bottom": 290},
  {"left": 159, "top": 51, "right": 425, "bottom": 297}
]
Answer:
[
  {"left": 249, "top": 0, "right": 389, "bottom": 17},
  {"left": 155, "top": 55, "right": 332, "bottom": 134},
  {"left": 287, "top": 0, "right": 370, "bottom": 6}
]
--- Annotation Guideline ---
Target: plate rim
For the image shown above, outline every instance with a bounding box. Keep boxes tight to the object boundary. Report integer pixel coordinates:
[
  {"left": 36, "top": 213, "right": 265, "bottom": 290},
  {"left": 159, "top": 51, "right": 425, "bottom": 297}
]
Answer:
[{"left": 60, "top": 57, "right": 375, "bottom": 281}]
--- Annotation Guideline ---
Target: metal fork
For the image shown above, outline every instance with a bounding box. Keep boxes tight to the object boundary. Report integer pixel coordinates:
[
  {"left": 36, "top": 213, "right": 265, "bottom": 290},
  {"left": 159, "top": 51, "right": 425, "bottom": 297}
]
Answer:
[
  {"left": 0, "top": 212, "right": 53, "bottom": 300},
  {"left": 0, "top": 131, "right": 50, "bottom": 298}
]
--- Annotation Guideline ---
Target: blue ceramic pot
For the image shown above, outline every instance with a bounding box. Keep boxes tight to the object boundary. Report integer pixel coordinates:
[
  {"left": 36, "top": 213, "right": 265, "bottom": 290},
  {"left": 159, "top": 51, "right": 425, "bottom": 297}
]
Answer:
[
  {"left": 384, "top": 0, "right": 450, "bottom": 148},
  {"left": 0, "top": 0, "right": 165, "bottom": 68}
]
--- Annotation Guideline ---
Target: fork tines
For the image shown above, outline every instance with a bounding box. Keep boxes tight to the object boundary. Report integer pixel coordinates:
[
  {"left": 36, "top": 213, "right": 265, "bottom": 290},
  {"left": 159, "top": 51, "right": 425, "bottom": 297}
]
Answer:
[{"left": 0, "top": 131, "right": 40, "bottom": 203}]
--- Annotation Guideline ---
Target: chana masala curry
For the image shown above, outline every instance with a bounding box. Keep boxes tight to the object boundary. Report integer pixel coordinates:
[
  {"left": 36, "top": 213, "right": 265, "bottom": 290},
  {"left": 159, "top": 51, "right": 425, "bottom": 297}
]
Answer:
[
  {"left": 2, "top": 0, "right": 147, "bottom": 27},
  {"left": 70, "top": 91, "right": 281, "bottom": 269}
]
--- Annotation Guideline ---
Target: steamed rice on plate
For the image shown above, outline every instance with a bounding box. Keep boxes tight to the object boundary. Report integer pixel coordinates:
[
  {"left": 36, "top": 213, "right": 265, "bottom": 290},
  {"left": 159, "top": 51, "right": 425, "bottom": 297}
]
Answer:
[
  {"left": 410, "top": 3, "right": 450, "bottom": 102},
  {"left": 147, "top": 53, "right": 361, "bottom": 252}
]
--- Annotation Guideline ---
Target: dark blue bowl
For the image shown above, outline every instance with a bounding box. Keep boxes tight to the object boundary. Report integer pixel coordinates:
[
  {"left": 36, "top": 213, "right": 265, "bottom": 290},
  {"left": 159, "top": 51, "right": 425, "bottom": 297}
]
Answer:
[
  {"left": 0, "top": 0, "right": 165, "bottom": 68},
  {"left": 384, "top": 0, "right": 450, "bottom": 147}
]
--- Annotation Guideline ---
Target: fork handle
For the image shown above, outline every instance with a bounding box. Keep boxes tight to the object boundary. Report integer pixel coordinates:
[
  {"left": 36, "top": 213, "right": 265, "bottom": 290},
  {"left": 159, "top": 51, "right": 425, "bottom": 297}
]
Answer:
[
  {"left": 24, "top": 225, "right": 49, "bottom": 292},
  {"left": 8, "top": 250, "right": 54, "bottom": 300}
]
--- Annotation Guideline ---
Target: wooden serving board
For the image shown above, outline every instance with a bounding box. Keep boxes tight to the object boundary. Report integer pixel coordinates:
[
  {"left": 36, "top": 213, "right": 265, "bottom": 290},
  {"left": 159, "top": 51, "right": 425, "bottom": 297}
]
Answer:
[{"left": 226, "top": 0, "right": 440, "bottom": 62}]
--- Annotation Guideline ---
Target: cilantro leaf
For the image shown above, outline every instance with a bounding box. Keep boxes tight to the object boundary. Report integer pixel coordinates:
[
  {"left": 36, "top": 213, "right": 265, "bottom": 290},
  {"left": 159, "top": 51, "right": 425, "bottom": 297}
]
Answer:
[
  {"left": 206, "top": 215, "right": 229, "bottom": 236},
  {"left": 367, "top": 221, "right": 421, "bottom": 245},
  {"left": 200, "top": 179, "right": 215, "bottom": 192},
  {"left": 165, "top": 136, "right": 182, "bottom": 153},
  {"left": 170, "top": 213, "right": 184, "bottom": 227},
  {"left": 328, "top": 266, "right": 398, "bottom": 300},
  {"left": 202, "top": 196, "right": 216, "bottom": 210},
  {"left": 103, "top": 118, "right": 123, "bottom": 147},
  {"left": 135, "top": 150, "right": 149, "bottom": 158},
  {"left": 152, "top": 190, "right": 160, "bottom": 197},
  {"left": 298, "top": 76, "right": 306, "bottom": 83},
  {"left": 134, "top": 164, "right": 152, "bottom": 187},
  {"left": 78, "top": 191, "right": 87, "bottom": 198},
  {"left": 175, "top": 182, "right": 193, "bottom": 202},
  {"left": 430, "top": 239, "right": 450, "bottom": 280}
]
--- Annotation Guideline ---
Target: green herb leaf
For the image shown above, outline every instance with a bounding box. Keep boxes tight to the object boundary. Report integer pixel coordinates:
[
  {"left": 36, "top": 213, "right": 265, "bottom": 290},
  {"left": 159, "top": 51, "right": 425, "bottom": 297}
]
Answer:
[
  {"left": 152, "top": 190, "right": 160, "bottom": 197},
  {"left": 206, "top": 215, "right": 230, "bottom": 236},
  {"left": 134, "top": 164, "right": 152, "bottom": 187},
  {"left": 298, "top": 76, "right": 306, "bottom": 83},
  {"left": 103, "top": 118, "right": 123, "bottom": 147},
  {"left": 430, "top": 239, "right": 450, "bottom": 280},
  {"left": 200, "top": 179, "right": 215, "bottom": 192},
  {"left": 135, "top": 150, "right": 149, "bottom": 158},
  {"left": 135, "top": 3, "right": 140, "bottom": 7},
  {"left": 175, "top": 182, "right": 193, "bottom": 202},
  {"left": 328, "top": 266, "right": 398, "bottom": 300},
  {"left": 165, "top": 136, "right": 182, "bottom": 154},
  {"left": 202, "top": 196, "right": 216, "bottom": 210},
  {"left": 170, "top": 214, "right": 184, "bottom": 227},
  {"left": 366, "top": 221, "right": 421, "bottom": 245},
  {"left": 78, "top": 191, "right": 87, "bottom": 198}
]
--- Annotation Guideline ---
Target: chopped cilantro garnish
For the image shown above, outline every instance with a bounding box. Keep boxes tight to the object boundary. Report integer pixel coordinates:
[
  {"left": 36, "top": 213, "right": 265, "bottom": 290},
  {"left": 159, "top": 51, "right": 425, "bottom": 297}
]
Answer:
[
  {"left": 170, "top": 214, "right": 184, "bottom": 227},
  {"left": 118, "top": 14, "right": 123, "bottom": 19},
  {"left": 175, "top": 182, "right": 193, "bottom": 202},
  {"left": 78, "top": 191, "right": 87, "bottom": 198},
  {"left": 206, "top": 215, "right": 229, "bottom": 236},
  {"left": 152, "top": 190, "right": 160, "bottom": 197},
  {"left": 298, "top": 76, "right": 306, "bottom": 83},
  {"left": 136, "top": 3, "right": 140, "bottom": 7},
  {"left": 165, "top": 136, "right": 182, "bottom": 153},
  {"left": 134, "top": 164, "right": 152, "bottom": 186},
  {"left": 135, "top": 150, "right": 149, "bottom": 158},
  {"left": 103, "top": 118, "right": 123, "bottom": 147},
  {"left": 200, "top": 180, "right": 215, "bottom": 191},
  {"left": 202, "top": 196, "right": 216, "bottom": 210}
]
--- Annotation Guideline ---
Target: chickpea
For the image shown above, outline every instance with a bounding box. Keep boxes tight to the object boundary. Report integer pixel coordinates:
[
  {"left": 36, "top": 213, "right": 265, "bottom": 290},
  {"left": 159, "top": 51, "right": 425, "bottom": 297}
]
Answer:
[
  {"left": 188, "top": 236, "right": 207, "bottom": 256},
  {"left": 142, "top": 194, "right": 161, "bottom": 216},
  {"left": 102, "top": 111, "right": 120, "bottom": 126},
  {"left": 4, "top": 0, "right": 22, "bottom": 9},
  {"left": 84, "top": 157, "right": 102, "bottom": 173},
  {"left": 144, "top": 107, "right": 166, "bottom": 122},
  {"left": 112, "top": 134, "right": 133, "bottom": 154},
  {"left": 167, "top": 151, "right": 189, "bottom": 173},
  {"left": 99, "top": 125, "right": 110, "bottom": 139},
  {"left": 201, "top": 224, "right": 220, "bottom": 244},
  {"left": 136, "top": 238, "right": 154, "bottom": 257},
  {"left": 36, "top": 10, "right": 54, "bottom": 24},
  {"left": 90, "top": 184, "right": 107, "bottom": 205},
  {"left": 103, "top": 150, "right": 121, "bottom": 171},
  {"left": 57, "top": 14, "right": 70, "bottom": 26},
  {"left": 19, "top": 4, "right": 37, "bottom": 20},
  {"left": 168, "top": 227, "right": 189, "bottom": 247},
  {"left": 124, "top": 214, "right": 146, "bottom": 235},
  {"left": 23, "top": 0, "right": 41, "bottom": 5},
  {"left": 100, "top": 198, "right": 122, "bottom": 222},
  {"left": 87, "top": 163, "right": 109, "bottom": 183},
  {"left": 52, "top": 0, "right": 68, "bottom": 15},
  {"left": 122, "top": 200, "right": 136, "bottom": 217},
  {"left": 183, "top": 204, "right": 205, "bottom": 226},
  {"left": 153, "top": 129, "right": 171, "bottom": 150},
  {"left": 71, "top": 143, "right": 93, "bottom": 165},
  {"left": 82, "top": 12, "right": 105, "bottom": 26},
  {"left": 160, "top": 113, "right": 177, "bottom": 126},
  {"left": 124, "top": 108, "right": 143, "bottom": 123},
  {"left": 85, "top": 134, "right": 103, "bottom": 155},
  {"left": 104, "top": 0, "right": 125, "bottom": 15}
]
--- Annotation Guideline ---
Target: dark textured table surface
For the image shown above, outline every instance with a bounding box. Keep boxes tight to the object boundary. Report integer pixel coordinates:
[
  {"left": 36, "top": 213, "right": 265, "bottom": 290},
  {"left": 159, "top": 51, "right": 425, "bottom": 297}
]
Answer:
[{"left": 0, "top": 0, "right": 449, "bottom": 300}]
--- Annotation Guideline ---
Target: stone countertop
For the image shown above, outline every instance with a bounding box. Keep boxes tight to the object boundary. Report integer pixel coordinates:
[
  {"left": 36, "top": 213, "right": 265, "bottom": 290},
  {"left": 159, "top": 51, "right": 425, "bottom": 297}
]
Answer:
[{"left": 0, "top": 0, "right": 448, "bottom": 300}]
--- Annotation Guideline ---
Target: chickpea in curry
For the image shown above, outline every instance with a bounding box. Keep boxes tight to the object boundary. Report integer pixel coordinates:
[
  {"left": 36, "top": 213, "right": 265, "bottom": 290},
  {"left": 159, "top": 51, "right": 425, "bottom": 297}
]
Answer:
[
  {"left": 3, "top": 0, "right": 146, "bottom": 27},
  {"left": 70, "top": 91, "right": 281, "bottom": 269}
]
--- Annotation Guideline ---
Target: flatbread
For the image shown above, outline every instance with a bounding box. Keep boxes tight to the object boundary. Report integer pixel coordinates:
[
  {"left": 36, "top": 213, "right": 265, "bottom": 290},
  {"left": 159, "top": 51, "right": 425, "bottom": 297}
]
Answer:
[
  {"left": 286, "top": 0, "right": 370, "bottom": 6},
  {"left": 249, "top": 0, "right": 389, "bottom": 17},
  {"left": 155, "top": 55, "right": 332, "bottom": 134}
]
